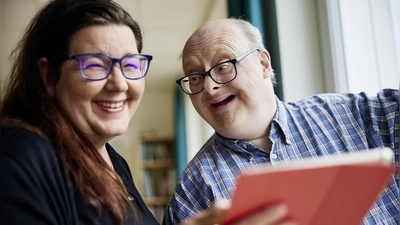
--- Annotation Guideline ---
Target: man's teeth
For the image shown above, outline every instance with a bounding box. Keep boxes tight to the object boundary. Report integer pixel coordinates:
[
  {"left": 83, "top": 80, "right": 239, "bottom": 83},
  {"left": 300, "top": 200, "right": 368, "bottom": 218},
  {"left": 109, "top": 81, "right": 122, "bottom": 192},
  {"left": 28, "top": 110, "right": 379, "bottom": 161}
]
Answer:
[{"left": 97, "top": 102, "right": 123, "bottom": 109}]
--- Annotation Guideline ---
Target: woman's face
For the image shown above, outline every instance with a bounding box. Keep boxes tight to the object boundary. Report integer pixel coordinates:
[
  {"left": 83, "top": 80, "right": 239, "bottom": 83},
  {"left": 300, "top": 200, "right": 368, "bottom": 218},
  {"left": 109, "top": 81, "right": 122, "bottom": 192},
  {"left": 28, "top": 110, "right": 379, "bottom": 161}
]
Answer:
[{"left": 51, "top": 25, "right": 145, "bottom": 147}]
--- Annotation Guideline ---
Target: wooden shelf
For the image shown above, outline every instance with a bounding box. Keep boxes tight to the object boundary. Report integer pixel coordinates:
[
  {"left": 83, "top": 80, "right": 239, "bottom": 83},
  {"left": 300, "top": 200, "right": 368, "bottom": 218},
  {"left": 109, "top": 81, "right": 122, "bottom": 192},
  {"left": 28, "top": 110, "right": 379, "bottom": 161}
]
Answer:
[
  {"left": 131, "top": 135, "right": 176, "bottom": 223},
  {"left": 142, "top": 160, "right": 175, "bottom": 169},
  {"left": 144, "top": 196, "right": 171, "bottom": 206}
]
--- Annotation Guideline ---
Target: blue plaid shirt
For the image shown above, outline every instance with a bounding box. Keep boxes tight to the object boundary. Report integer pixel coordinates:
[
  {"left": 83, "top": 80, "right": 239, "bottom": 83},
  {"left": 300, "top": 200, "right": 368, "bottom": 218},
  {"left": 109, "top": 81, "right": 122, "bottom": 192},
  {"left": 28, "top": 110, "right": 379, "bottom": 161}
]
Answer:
[{"left": 163, "top": 89, "right": 400, "bottom": 225}]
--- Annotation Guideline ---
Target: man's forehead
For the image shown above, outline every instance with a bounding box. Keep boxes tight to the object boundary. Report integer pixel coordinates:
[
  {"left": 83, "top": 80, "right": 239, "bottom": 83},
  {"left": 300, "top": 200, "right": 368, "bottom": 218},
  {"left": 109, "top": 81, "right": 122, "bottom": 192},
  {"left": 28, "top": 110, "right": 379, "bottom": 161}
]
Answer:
[{"left": 183, "top": 27, "right": 244, "bottom": 57}]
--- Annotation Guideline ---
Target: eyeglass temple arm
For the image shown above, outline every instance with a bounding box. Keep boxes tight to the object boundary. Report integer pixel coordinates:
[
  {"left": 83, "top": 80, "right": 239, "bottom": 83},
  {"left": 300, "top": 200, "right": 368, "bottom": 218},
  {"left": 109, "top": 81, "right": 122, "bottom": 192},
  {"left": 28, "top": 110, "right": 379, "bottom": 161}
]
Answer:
[{"left": 236, "top": 48, "right": 259, "bottom": 61}]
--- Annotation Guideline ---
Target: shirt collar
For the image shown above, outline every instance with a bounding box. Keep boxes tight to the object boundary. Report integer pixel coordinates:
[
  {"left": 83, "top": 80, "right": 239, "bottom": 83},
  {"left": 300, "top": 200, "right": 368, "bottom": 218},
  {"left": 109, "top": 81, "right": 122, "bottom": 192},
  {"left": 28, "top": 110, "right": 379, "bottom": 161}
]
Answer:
[
  {"left": 271, "top": 96, "right": 292, "bottom": 145},
  {"left": 212, "top": 96, "right": 293, "bottom": 149},
  {"left": 214, "top": 131, "right": 270, "bottom": 158}
]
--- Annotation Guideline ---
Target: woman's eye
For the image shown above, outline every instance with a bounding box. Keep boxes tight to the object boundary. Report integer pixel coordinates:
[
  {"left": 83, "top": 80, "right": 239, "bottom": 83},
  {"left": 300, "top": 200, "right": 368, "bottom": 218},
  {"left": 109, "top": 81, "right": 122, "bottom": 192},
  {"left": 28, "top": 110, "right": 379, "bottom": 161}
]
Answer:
[
  {"left": 81, "top": 57, "right": 106, "bottom": 70},
  {"left": 84, "top": 63, "right": 103, "bottom": 69},
  {"left": 123, "top": 59, "right": 140, "bottom": 70}
]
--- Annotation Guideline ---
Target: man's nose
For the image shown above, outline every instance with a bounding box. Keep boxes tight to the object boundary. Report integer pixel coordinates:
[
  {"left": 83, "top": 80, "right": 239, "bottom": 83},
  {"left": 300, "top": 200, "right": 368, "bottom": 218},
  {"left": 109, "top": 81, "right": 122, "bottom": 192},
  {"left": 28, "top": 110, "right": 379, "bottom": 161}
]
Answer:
[{"left": 202, "top": 75, "right": 220, "bottom": 94}]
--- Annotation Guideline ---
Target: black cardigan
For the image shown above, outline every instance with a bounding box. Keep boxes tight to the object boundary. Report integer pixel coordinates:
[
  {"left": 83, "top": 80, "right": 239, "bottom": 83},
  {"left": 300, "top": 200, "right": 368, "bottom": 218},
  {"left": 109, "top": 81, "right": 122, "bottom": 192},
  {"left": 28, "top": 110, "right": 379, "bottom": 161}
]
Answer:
[{"left": 0, "top": 126, "right": 159, "bottom": 225}]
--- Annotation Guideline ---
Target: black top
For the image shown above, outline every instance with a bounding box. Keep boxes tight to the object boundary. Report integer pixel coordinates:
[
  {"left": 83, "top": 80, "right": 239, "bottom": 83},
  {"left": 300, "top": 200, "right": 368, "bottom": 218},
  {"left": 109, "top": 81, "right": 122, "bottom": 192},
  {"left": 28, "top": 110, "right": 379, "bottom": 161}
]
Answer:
[{"left": 0, "top": 126, "right": 159, "bottom": 225}]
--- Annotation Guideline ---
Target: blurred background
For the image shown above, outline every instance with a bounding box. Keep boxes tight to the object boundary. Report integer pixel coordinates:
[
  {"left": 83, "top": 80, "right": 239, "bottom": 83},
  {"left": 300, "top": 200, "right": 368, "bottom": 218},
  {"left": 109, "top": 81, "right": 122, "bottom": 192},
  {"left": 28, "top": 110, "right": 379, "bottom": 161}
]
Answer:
[{"left": 1, "top": 1, "right": 399, "bottom": 207}]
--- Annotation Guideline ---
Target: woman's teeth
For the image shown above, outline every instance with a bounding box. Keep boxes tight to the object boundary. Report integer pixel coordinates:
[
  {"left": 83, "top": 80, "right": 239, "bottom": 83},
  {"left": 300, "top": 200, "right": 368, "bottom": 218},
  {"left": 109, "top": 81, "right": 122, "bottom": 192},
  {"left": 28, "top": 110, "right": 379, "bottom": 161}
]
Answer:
[{"left": 97, "top": 101, "right": 123, "bottom": 109}]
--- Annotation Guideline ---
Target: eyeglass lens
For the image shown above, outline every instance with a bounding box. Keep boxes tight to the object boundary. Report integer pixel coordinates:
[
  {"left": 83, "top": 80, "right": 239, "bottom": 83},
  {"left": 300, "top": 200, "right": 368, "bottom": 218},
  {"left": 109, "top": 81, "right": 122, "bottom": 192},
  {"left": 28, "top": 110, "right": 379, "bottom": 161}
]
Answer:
[
  {"left": 79, "top": 55, "right": 149, "bottom": 80},
  {"left": 181, "top": 61, "right": 236, "bottom": 94}
]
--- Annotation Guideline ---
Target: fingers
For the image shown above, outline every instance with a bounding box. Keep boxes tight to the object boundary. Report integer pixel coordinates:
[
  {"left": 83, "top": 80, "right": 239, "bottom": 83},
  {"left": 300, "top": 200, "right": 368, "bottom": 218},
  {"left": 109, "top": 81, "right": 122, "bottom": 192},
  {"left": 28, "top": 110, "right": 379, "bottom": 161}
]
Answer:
[
  {"left": 180, "top": 200, "right": 230, "bottom": 225},
  {"left": 232, "top": 203, "right": 297, "bottom": 225},
  {"left": 180, "top": 201, "right": 298, "bottom": 225}
]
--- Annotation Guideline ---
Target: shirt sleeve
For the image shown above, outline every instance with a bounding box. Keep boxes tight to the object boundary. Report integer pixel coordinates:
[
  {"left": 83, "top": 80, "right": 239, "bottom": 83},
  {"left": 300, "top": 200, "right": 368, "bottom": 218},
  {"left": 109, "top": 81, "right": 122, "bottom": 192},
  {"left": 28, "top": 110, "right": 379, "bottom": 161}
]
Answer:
[{"left": 162, "top": 159, "right": 216, "bottom": 225}]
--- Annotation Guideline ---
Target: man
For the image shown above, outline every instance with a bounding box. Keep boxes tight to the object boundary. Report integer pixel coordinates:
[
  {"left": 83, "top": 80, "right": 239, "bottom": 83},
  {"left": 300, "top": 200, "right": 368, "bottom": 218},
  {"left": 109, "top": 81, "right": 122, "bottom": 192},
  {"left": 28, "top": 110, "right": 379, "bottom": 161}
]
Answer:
[{"left": 164, "top": 18, "right": 399, "bottom": 225}]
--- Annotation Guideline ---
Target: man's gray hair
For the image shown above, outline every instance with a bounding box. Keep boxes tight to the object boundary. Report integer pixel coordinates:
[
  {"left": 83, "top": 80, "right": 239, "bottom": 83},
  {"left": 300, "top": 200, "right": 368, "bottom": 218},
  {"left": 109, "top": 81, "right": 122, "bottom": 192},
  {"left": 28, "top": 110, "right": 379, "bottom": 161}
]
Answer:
[{"left": 229, "top": 18, "right": 277, "bottom": 85}]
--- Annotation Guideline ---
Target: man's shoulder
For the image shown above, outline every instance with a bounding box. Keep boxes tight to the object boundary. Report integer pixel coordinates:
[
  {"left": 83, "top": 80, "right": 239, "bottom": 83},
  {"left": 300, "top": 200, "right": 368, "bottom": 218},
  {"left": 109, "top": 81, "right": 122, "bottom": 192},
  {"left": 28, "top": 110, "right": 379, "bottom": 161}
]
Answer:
[
  {"left": 282, "top": 89, "right": 397, "bottom": 109},
  {"left": 291, "top": 93, "right": 356, "bottom": 107},
  {"left": 184, "top": 134, "right": 238, "bottom": 175},
  {"left": 190, "top": 133, "right": 228, "bottom": 159}
]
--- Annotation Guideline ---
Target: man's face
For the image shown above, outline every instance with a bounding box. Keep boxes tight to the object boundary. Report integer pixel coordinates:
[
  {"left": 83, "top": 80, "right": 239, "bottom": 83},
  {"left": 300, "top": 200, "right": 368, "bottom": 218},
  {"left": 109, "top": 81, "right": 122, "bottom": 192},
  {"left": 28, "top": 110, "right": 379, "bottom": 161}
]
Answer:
[{"left": 182, "top": 20, "right": 276, "bottom": 141}]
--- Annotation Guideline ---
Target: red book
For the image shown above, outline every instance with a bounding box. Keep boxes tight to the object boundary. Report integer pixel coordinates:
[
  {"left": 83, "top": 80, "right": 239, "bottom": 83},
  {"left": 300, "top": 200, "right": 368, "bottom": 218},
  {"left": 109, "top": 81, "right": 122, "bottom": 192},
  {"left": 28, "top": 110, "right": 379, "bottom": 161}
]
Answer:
[{"left": 223, "top": 148, "right": 395, "bottom": 225}]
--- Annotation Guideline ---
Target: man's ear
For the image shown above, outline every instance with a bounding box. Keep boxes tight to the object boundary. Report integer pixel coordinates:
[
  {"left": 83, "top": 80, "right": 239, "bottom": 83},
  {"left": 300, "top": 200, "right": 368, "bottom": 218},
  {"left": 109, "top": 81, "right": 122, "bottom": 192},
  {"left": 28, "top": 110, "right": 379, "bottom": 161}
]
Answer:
[
  {"left": 38, "top": 57, "right": 55, "bottom": 97},
  {"left": 259, "top": 49, "right": 272, "bottom": 79}
]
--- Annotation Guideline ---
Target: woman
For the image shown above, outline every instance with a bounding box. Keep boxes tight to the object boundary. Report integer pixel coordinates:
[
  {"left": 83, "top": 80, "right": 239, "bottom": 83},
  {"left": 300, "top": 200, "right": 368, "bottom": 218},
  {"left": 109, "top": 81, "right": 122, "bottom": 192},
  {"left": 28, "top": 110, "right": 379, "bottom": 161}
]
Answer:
[
  {"left": 1, "top": 0, "right": 157, "bottom": 224},
  {"left": 0, "top": 0, "right": 290, "bottom": 224}
]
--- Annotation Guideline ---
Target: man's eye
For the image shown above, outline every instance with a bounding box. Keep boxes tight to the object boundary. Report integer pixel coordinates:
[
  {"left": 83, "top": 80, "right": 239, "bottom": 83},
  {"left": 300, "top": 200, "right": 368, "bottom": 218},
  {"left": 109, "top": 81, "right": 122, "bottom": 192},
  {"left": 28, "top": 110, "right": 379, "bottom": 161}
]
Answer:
[
  {"left": 190, "top": 77, "right": 199, "bottom": 82},
  {"left": 216, "top": 63, "right": 231, "bottom": 73},
  {"left": 187, "top": 75, "right": 203, "bottom": 85}
]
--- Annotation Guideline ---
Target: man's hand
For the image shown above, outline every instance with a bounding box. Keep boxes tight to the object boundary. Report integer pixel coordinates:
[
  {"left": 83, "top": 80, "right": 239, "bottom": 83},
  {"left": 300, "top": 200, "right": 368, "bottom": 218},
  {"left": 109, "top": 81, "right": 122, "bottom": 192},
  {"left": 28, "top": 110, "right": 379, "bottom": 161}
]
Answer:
[{"left": 181, "top": 200, "right": 297, "bottom": 225}]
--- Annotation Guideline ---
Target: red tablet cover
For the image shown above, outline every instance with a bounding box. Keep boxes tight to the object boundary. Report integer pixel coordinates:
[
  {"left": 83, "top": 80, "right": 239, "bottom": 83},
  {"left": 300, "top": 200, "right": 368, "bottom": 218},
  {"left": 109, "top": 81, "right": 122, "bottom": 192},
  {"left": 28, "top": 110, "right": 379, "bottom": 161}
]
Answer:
[{"left": 223, "top": 148, "right": 395, "bottom": 225}]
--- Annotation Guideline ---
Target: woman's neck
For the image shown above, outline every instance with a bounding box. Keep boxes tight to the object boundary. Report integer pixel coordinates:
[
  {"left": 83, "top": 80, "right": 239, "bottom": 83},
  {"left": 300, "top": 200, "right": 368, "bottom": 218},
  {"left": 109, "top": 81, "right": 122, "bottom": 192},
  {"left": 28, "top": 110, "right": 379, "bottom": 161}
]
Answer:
[{"left": 99, "top": 146, "right": 114, "bottom": 170}]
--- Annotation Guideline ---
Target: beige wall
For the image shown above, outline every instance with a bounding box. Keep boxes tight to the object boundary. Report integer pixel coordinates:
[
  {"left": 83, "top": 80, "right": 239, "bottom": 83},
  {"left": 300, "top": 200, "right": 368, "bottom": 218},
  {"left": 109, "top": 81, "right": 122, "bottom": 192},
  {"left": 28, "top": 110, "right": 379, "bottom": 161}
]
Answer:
[
  {"left": 276, "top": 0, "right": 325, "bottom": 102},
  {"left": 276, "top": 0, "right": 399, "bottom": 102}
]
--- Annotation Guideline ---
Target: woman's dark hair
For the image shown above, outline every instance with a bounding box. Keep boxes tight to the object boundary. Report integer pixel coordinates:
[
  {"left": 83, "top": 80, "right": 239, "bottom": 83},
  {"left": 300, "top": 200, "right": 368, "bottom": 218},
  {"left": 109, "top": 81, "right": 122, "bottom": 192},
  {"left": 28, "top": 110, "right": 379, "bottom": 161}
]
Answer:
[{"left": 1, "top": 0, "right": 143, "bottom": 224}]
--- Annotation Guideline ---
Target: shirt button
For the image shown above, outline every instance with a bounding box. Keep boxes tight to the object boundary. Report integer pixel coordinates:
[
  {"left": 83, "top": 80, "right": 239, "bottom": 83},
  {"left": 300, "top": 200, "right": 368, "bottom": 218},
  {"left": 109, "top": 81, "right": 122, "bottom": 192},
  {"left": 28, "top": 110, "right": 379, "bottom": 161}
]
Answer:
[
  {"left": 270, "top": 154, "right": 277, "bottom": 160},
  {"left": 249, "top": 156, "right": 256, "bottom": 163}
]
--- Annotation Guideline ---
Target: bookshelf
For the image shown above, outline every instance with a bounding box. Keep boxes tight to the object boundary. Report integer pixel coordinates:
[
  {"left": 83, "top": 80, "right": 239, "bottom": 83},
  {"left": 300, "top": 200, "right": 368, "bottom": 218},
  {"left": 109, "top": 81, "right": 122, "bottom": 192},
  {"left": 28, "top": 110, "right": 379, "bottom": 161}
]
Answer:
[{"left": 132, "top": 135, "right": 176, "bottom": 223}]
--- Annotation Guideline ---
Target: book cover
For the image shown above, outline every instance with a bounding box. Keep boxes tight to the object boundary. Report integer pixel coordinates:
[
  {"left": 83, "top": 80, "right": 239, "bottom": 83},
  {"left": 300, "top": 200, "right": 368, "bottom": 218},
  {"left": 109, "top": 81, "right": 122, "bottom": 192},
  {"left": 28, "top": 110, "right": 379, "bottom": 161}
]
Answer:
[{"left": 223, "top": 148, "right": 395, "bottom": 225}]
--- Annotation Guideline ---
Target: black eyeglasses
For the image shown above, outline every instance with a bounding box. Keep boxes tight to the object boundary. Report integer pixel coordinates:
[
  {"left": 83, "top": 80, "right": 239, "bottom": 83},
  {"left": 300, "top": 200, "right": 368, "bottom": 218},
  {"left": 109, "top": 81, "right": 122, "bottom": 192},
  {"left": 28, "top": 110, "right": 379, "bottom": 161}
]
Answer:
[
  {"left": 176, "top": 48, "right": 259, "bottom": 95},
  {"left": 61, "top": 53, "right": 153, "bottom": 81}
]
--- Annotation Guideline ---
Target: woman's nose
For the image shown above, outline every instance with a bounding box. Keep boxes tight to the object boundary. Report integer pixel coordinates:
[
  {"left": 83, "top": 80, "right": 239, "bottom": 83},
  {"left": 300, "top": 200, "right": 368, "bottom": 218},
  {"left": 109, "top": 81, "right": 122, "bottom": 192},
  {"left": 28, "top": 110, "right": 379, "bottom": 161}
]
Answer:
[{"left": 105, "top": 65, "right": 129, "bottom": 91}]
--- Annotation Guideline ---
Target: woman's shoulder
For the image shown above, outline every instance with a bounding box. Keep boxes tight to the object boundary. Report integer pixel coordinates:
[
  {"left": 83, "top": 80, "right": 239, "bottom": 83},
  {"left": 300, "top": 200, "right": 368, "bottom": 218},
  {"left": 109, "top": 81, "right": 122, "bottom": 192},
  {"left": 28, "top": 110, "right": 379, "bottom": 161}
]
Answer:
[
  {"left": 1, "top": 124, "right": 58, "bottom": 167},
  {"left": 0, "top": 123, "right": 81, "bottom": 224}
]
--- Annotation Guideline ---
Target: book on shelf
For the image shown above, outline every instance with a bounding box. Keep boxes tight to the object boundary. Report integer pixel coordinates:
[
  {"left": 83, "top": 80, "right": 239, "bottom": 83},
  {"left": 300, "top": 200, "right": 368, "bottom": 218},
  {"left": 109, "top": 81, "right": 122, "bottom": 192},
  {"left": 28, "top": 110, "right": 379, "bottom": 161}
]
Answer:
[
  {"left": 157, "top": 177, "right": 169, "bottom": 197},
  {"left": 223, "top": 148, "right": 395, "bottom": 225},
  {"left": 141, "top": 142, "right": 171, "bottom": 161},
  {"left": 142, "top": 170, "right": 154, "bottom": 198},
  {"left": 154, "top": 143, "right": 171, "bottom": 160},
  {"left": 167, "top": 169, "right": 176, "bottom": 196}
]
